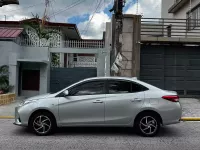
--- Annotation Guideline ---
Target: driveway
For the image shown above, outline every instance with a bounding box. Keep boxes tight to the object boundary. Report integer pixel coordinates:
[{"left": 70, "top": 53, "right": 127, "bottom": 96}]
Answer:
[{"left": 0, "top": 120, "right": 200, "bottom": 150}]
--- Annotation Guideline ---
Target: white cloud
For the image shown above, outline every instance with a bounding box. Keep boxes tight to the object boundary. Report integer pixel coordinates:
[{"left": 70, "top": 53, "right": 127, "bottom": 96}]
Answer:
[
  {"left": 0, "top": 0, "right": 162, "bottom": 39},
  {"left": 125, "top": 0, "right": 161, "bottom": 18},
  {"left": 78, "top": 11, "right": 111, "bottom": 39},
  {"left": 0, "top": 0, "right": 113, "bottom": 22}
]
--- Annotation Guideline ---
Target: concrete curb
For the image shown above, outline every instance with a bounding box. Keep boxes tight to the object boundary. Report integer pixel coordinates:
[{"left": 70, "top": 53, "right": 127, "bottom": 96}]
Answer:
[
  {"left": 181, "top": 117, "right": 200, "bottom": 121},
  {"left": 0, "top": 116, "right": 14, "bottom": 119}
]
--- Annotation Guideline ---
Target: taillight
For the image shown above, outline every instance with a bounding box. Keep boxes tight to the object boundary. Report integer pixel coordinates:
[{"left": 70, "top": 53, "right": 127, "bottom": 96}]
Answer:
[{"left": 162, "top": 95, "right": 179, "bottom": 102}]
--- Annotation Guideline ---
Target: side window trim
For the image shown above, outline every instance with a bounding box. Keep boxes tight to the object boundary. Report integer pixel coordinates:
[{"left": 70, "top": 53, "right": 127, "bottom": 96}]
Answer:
[
  {"left": 68, "top": 79, "right": 107, "bottom": 96},
  {"left": 107, "top": 79, "right": 132, "bottom": 94},
  {"left": 107, "top": 79, "right": 148, "bottom": 94}
]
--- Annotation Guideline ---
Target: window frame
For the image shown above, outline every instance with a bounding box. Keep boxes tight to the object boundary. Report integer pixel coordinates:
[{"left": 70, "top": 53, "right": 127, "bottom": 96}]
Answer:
[
  {"left": 67, "top": 79, "right": 107, "bottom": 96},
  {"left": 105, "top": 79, "right": 149, "bottom": 94},
  {"left": 187, "top": 2, "right": 200, "bottom": 30}
]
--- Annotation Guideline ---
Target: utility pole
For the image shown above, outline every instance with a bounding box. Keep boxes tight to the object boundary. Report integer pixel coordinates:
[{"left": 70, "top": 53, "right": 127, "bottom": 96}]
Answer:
[{"left": 110, "top": 0, "right": 126, "bottom": 76}]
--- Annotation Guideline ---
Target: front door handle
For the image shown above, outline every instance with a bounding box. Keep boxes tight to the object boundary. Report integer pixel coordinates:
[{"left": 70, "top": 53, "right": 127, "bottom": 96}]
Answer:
[{"left": 93, "top": 100, "right": 103, "bottom": 103}]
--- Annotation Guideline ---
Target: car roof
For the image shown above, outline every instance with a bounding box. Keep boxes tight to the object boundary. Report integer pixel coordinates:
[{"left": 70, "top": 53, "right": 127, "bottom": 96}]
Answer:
[
  {"left": 83, "top": 76, "right": 137, "bottom": 81},
  {"left": 82, "top": 76, "right": 160, "bottom": 90}
]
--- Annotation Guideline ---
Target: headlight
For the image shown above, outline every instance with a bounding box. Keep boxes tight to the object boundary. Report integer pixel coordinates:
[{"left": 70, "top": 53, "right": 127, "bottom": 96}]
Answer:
[{"left": 19, "top": 99, "right": 37, "bottom": 106}]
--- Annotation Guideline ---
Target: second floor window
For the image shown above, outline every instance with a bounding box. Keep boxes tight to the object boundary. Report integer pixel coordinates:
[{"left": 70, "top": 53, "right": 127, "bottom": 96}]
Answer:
[{"left": 187, "top": 5, "right": 200, "bottom": 30}]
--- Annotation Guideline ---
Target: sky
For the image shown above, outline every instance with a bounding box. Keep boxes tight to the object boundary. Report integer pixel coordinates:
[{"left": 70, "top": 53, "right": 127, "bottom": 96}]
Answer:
[{"left": 0, "top": 0, "right": 161, "bottom": 39}]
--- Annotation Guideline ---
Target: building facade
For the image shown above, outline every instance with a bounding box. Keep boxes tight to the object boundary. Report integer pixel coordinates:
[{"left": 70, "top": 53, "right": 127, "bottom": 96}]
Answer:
[
  {"left": 0, "top": 19, "right": 111, "bottom": 97},
  {"left": 162, "top": 0, "right": 200, "bottom": 19}
]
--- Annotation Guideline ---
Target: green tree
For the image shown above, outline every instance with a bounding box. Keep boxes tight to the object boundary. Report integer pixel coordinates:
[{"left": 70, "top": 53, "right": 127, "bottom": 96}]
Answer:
[
  {"left": 22, "top": 13, "right": 60, "bottom": 67},
  {"left": 0, "top": 65, "right": 9, "bottom": 93}
]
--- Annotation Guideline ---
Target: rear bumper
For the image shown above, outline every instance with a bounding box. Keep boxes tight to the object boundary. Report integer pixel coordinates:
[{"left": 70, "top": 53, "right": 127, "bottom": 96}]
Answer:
[{"left": 161, "top": 102, "right": 182, "bottom": 125}]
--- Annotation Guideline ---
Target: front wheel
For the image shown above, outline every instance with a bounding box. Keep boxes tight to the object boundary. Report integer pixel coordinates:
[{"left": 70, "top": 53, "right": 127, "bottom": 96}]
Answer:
[
  {"left": 135, "top": 113, "right": 160, "bottom": 137},
  {"left": 29, "top": 112, "right": 56, "bottom": 136}
]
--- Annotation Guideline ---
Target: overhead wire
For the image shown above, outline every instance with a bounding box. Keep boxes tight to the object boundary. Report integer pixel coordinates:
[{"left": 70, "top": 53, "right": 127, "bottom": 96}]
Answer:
[
  {"left": 82, "top": 0, "right": 102, "bottom": 35},
  {"left": 48, "top": 0, "right": 86, "bottom": 18},
  {"left": 50, "top": 0, "right": 57, "bottom": 22}
]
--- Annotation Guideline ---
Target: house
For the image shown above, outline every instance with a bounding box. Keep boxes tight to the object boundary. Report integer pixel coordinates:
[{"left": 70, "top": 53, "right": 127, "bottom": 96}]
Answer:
[
  {"left": 0, "top": 19, "right": 111, "bottom": 97},
  {"left": 162, "top": 0, "right": 200, "bottom": 19}
]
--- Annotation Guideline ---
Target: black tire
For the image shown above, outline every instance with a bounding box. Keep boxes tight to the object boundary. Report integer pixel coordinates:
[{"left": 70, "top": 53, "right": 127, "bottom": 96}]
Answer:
[
  {"left": 29, "top": 112, "right": 56, "bottom": 136},
  {"left": 134, "top": 112, "right": 160, "bottom": 137}
]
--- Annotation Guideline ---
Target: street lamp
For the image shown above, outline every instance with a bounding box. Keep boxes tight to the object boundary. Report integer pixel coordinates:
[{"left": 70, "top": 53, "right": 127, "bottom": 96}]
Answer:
[{"left": 0, "top": 0, "right": 19, "bottom": 7}]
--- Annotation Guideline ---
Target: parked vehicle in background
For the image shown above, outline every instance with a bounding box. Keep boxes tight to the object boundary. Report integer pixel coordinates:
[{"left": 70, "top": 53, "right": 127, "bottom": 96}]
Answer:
[{"left": 14, "top": 77, "right": 182, "bottom": 137}]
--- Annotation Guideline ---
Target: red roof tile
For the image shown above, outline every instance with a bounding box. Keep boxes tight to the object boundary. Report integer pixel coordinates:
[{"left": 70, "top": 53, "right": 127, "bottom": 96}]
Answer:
[{"left": 0, "top": 28, "right": 23, "bottom": 38}]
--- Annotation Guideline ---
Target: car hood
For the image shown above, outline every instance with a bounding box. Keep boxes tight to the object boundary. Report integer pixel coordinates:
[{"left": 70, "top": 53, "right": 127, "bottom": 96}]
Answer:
[{"left": 25, "top": 93, "right": 55, "bottom": 101}]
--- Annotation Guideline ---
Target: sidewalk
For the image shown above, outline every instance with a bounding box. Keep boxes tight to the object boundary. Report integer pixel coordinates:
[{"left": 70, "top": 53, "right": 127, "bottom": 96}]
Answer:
[
  {"left": 0, "top": 98, "right": 200, "bottom": 117},
  {"left": 181, "top": 98, "right": 200, "bottom": 117},
  {"left": 0, "top": 99, "right": 22, "bottom": 117}
]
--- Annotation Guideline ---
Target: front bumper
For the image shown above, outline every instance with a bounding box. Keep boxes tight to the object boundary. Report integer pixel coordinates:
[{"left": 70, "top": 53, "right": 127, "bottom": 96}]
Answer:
[{"left": 13, "top": 107, "right": 27, "bottom": 127}]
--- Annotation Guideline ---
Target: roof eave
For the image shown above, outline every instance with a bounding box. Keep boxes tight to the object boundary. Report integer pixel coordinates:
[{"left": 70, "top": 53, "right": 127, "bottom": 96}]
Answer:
[{"left": 168, "top": 0, "right": 188, "bottom": 13}]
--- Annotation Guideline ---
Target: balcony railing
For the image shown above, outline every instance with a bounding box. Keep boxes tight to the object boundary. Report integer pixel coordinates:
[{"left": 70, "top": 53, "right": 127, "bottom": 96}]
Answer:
[
  {"left": 69, "top": 62, "right": 97, "bottom": 68},
  {"left": 141, "top": 18, "right": 200, "bottom": 38},
  {"left": 15, "top": 38, "right": 105, "bottom": 49},
  {"left": 65, "top": 40, "right": 104, "bottom": 49}
]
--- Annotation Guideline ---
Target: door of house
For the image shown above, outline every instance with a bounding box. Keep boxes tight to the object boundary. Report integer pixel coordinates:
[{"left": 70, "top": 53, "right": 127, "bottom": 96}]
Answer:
[{"left": 22, "top": 70, "right": 40, "bottom": 91}]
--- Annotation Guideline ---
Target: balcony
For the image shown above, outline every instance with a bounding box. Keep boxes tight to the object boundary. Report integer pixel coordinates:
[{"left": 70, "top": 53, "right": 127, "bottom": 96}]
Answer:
[
  {"left": 15, "top": 38, "right": 105, "bottom": 49},
  {"left": 69, "top": 62, "right": 97, "bottom": 68},
  {"left": 168, "top": 0, "right": 188, "bottom": 13},
  {"left": 51, "top": 62, "right": 97, "bottom": 68},
  {"left": 141, "top": 18, "right": 200, "bottom": 43}
]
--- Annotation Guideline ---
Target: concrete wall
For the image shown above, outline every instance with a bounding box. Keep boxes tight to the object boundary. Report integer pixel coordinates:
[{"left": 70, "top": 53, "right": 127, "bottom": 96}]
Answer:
[
  {"left": 0, "top": 41, "right": 23, "bottom": 95},
  {"left": 21, "top": 46, "right": 49, "bottom": 61},
  {"left": 111, "top": 15, "right": 141, "bottom": 78},
  {"left": 161, "top": 0, "right": 174, "bottom": 18},
  {"left": 0, "top": 41, "right": 22, "bottom": 66}
]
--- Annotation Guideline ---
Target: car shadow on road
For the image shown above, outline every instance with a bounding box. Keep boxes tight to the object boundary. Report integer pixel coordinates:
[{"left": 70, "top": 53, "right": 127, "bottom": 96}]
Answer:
[{"left": 13, "top": 126, "right": 182, "bottom": 137}]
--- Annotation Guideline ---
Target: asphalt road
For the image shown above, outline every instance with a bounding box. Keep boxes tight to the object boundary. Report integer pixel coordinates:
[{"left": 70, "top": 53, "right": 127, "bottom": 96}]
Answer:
[{"left": 0, "top": 120, "right": 200, "bottom": 150}]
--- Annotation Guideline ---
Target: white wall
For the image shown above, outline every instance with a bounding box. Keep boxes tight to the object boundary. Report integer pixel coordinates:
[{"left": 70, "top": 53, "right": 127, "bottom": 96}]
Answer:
[
  {"left": 0, "top": 41, "right": 22, "bottom": 66},
  {"left": 162, "top": 0, "right": 174, "bottom": 18},
  {"left": 21, "top": 46, "right": 49, "bottom": 61},
  {"left": 162, "top": 0, "right": 200, "bottom": 19}
]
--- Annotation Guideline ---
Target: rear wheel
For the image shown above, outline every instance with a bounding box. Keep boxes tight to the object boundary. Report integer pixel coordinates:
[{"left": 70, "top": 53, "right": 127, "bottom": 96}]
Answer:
[
  {"left": 134, "top": 113, "right": 160, "bottom": 137},
  {"left": 29, "top": 112, "right": 56, "bottom": 136}
]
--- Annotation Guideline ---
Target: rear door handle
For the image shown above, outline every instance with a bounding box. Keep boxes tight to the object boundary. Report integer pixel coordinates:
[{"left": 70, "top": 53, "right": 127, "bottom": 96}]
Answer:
[
  {"left": 131, "top": 98, "right": 142, "bottom": 102},
  {"left": 93, "top": 100, "right": 103, "bottom": 103}
]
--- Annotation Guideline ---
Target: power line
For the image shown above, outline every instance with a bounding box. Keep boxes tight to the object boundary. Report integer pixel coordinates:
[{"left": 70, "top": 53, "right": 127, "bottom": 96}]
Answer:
[
  {"left": 50, "top": 0, "right": 57, "bottom": 21},
  {"left": 49, "top": 0, "right": 86, "bottom": 18},
  {"left": 82, "top": 0, "right": 102, "bottom": 35}
]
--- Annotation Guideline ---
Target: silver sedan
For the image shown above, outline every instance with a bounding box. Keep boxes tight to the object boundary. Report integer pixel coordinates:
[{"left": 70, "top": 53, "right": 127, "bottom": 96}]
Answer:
[{"left": 14, "top": 77, "right": 182, "bottom": 137}]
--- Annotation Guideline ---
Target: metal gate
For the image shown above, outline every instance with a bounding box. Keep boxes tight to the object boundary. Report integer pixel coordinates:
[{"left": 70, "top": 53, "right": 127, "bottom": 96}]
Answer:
[
  {"left": 140, "top": 45, "right": 200, "bottom": 96},
  {"left": 50, "top": 67, "right": 97, "bottom": 93}
]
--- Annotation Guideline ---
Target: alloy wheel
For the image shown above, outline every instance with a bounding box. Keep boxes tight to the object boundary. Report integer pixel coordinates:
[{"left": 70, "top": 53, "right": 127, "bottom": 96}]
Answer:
[
  {"left": 33, "top": 115, "right": 52, "bottom": 135},
  {"left": 139, "top": 116, "right": 158, "bottom": 135}
]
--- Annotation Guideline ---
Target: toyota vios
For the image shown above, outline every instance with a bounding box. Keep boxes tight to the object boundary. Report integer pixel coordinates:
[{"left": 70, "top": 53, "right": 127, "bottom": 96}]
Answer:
[{"left": 14, "top": 77, "right": 182, "bottom": 137}]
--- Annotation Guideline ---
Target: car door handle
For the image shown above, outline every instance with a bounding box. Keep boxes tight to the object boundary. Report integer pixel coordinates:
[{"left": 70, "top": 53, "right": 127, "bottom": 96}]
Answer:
[
  {"left": 131, "top": 98, "right": 142, "bottom": 102},
  {"left": 93, "top": 100, "right": 103, "bottom": 103}
]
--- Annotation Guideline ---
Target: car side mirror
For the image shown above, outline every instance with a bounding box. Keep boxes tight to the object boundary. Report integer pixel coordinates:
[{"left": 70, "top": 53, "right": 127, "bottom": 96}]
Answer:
[{"left": 63, "top": 90, "right": 69, "bottom": 96}]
